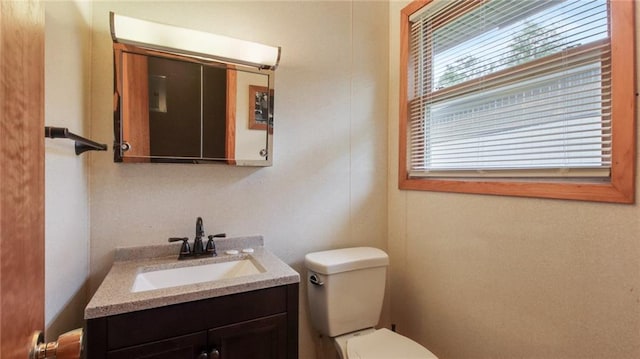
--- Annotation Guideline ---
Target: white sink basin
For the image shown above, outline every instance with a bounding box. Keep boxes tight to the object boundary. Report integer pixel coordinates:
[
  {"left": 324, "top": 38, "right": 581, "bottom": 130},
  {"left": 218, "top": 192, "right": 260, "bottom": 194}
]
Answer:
[{"left": 131, "top": 258, "right": 264, "bottom": 293}]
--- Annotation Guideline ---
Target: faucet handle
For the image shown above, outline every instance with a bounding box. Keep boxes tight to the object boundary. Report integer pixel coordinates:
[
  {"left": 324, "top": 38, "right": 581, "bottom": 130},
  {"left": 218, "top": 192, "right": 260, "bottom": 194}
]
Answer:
[
  {"left": 168, "top": 237, "right": 191, "bottom": 256},
  {"left": 206, "top": 235, "right": 217, "bottom": 256}
]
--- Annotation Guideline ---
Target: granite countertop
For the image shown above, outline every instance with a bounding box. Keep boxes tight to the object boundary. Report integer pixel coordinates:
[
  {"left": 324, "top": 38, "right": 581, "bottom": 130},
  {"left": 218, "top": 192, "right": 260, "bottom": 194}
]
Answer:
[{"left": 85, "top": 235, "right": 300, "bottom": 319}]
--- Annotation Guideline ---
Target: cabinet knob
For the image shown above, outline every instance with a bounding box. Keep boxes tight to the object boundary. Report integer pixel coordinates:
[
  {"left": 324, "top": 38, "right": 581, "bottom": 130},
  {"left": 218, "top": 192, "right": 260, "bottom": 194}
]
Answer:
[
  {"left": 196, "top": 352, "right": 208, "bottom": 359},
  {"left": 209, "top": 348, "right": 220, "bottom": 359}
]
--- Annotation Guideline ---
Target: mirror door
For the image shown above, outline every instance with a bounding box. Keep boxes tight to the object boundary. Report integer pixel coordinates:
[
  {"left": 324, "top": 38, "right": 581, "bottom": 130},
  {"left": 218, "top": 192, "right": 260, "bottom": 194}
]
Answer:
[{"left": 114, "top": 44, "right": 273, "bottom": 165}]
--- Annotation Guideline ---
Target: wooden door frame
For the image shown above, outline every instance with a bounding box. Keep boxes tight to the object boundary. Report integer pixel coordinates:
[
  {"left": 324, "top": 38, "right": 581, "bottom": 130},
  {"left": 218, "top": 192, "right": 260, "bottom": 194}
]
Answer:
[{"left": 0, "top": 0, "right": 45, "bottom": 357}]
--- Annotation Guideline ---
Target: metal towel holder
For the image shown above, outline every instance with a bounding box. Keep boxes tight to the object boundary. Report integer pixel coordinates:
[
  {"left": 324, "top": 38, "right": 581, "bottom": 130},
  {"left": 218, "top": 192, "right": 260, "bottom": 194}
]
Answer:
[{"left": 44, "top": 126, "right": 107, "bottom": 155}]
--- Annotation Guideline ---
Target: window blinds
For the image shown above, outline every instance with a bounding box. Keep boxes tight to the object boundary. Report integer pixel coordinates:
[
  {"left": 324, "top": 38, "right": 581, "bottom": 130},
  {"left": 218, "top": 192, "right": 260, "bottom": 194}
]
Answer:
[{"left": 407, "top": 0, "right": 611, "bottom": 177}]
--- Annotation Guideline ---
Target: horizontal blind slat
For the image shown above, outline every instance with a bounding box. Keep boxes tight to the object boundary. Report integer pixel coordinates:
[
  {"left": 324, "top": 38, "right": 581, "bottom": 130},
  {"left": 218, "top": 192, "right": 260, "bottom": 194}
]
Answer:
[{"left": 409, "top": 168, "right": 611, "bottom": 179}]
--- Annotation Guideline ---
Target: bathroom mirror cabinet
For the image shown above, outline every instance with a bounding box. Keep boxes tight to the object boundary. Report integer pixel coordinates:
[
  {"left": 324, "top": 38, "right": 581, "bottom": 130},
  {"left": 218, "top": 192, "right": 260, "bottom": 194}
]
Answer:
[{"left": 113, "top": 43, "right": 274, "bottom": 166}]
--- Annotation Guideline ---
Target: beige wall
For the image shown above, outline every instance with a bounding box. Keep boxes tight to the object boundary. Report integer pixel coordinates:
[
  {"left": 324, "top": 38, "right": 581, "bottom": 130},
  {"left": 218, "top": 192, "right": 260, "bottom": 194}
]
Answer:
[
  {"left": 87, "top": 2, "right": 389, "bottom": 358},
  {"left": 44, "top": 0, "right": 92, "bottom": 341},
  {"left": 388, "top": 1, "right": 640, "bottom": 358}
]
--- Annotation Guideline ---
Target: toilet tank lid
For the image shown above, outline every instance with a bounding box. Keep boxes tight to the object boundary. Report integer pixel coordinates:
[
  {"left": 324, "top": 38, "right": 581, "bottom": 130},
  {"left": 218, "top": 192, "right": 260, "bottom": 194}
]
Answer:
[{"left": 304, "top": 247, "right": 389, "bottom": 275}]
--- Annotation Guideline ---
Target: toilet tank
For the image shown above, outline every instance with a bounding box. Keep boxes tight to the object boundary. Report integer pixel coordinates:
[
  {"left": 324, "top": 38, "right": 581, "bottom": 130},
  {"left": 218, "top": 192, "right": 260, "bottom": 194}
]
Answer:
[{"left": 305, "top": 247, "right": 389, "bottom": 337}]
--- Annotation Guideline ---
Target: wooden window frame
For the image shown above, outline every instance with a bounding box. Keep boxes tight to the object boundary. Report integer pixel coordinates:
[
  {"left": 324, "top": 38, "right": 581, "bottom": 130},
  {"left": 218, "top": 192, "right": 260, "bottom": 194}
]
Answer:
[{"left": 399, "top": 0, "right": 636, "bottom": 203}]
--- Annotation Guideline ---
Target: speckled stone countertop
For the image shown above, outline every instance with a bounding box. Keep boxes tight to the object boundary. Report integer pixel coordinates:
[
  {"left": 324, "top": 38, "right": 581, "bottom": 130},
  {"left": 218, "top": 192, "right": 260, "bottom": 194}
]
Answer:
[{"left": 85, "top": 235, "right": 299, "bottom": 319}]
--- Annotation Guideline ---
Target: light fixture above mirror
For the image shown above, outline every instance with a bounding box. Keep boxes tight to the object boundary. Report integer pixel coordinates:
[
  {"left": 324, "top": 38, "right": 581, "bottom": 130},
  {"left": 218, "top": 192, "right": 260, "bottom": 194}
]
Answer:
[{"left": 109, "top": 12, "right": 281, "bottom": 70}]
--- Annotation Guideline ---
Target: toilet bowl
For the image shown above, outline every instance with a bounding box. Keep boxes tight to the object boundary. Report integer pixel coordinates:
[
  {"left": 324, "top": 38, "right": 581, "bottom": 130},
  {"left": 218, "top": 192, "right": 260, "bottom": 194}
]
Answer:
[{"left": 305, "top": 247, "right": 438, "bottom": 359}]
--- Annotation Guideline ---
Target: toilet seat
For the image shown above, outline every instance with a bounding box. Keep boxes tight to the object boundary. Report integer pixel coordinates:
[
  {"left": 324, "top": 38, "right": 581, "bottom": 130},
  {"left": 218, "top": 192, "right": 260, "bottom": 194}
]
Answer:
[{"left": 344, "top": 328, "right": 438, "bottom": 359}]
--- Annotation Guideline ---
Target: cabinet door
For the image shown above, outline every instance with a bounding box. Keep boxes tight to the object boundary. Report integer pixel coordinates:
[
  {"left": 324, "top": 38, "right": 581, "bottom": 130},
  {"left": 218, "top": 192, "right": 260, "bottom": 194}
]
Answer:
[
  {"left": 107, "top": 331, "right": 208, "bottom": 359},
  {"left": 208, "top": 314, "right": 287, "bottom": 359}
]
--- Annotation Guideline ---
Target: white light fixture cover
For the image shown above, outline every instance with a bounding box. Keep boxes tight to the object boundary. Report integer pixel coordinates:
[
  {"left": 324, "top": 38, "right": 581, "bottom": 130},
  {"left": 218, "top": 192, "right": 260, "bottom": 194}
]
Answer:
[{"left": 110, "top": 12, "right": 281, "bottom": 70}]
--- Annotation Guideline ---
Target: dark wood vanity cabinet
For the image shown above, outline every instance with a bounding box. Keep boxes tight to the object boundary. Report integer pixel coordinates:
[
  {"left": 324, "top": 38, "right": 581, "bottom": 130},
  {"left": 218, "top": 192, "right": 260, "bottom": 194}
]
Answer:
[{"left": 85, "top": 284, "right": 298, "bottom": 359}]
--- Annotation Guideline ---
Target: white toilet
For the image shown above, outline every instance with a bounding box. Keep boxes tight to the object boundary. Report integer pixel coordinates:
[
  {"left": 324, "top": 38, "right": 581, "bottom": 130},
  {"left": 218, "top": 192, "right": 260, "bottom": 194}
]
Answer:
[{"left": 305, "top": 247, "right": 438, "bottom": 359}]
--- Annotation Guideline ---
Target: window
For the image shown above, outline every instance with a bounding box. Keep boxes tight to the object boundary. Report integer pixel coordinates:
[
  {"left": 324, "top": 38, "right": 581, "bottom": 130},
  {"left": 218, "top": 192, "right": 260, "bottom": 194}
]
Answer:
[{"left": 399, "top": 0, "right": 635, "bottom": 203}]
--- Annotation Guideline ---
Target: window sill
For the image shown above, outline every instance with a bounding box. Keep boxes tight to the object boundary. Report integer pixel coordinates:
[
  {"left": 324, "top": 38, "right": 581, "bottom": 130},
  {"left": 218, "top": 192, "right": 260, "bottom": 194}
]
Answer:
[{"left": 399, "top": 176, "right": 634, "bottom": 203}]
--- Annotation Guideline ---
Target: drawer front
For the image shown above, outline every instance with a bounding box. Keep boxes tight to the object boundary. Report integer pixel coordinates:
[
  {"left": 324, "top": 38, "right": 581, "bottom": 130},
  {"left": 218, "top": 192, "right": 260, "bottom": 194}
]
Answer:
[
  {"left": 107, "top": 332, "right": 207, "bottom": 359},
  {"left": 107, "top": 286, "right": 287, "bottom": 350}
]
